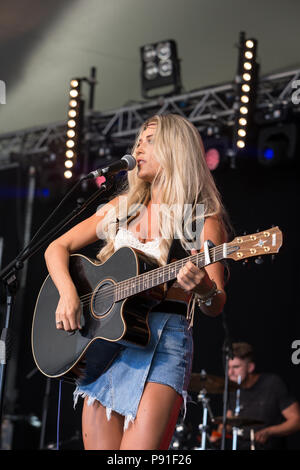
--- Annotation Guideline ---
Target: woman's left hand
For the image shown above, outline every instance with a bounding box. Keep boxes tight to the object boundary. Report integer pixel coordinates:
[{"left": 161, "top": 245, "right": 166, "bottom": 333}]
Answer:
[{"left": 176, "top": 249, "right": 214, "bottom": 295}]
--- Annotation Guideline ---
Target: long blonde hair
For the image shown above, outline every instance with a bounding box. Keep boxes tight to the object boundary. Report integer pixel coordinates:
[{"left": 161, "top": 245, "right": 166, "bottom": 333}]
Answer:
[{"left": 96, "top": 113, "right": 228, "bottom": 265}]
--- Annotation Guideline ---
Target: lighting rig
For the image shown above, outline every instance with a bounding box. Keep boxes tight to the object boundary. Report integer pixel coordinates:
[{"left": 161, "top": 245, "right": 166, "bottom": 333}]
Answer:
[
  {"left": 64, "top": 78, "right": 84, "bottom": 179},
  {"left": 232, "top": 32, "right": 259, "bottom": 153},
  {"left": 1, "top": 68, "right": 300, "bottom": 177},
  {"left": 140, "top": 39, "right": 182, "bottom": 98}
]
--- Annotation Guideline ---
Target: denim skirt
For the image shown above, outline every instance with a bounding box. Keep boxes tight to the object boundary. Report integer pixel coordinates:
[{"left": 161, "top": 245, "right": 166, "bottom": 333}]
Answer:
[{"left": 73, "top": 304, "right": 193, "bottom": 430}]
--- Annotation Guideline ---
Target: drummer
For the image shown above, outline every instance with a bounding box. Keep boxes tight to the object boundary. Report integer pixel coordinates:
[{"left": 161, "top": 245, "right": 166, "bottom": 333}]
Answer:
[{"left": 215, "top": 342, "right": 300, "bottom": 449}]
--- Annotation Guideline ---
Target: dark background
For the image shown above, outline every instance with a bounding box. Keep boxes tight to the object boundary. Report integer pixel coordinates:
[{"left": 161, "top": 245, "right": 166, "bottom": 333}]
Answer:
[{"left": 0, "top": 151, "right": 299, "bottom": 450}]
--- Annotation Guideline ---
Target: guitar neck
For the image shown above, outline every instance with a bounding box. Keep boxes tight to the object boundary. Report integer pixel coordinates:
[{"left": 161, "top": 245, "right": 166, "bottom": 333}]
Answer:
[{"left": 114, "top": 242, "right": 237, "bottom": 301}]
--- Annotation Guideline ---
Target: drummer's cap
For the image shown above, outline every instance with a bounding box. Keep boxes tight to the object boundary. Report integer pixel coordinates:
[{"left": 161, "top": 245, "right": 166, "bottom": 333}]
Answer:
[{"left": 232, "top": 342, "right": 254, "bottom": 363}]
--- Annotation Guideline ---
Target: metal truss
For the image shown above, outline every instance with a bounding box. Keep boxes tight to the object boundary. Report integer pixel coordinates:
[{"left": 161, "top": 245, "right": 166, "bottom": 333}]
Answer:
[
  {"left": 1, "top": 68, "right": 300, "bottom": 169},
  {"left": 0, "top": 121, "right": 67, "bottom": 170}
]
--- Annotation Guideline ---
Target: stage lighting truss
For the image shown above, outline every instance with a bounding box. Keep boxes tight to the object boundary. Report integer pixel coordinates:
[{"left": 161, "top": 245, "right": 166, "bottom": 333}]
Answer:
[
  {"left": 140, "top": 40, "right": 182, "bottom": 98},
  {"left": 1, "top": 69, "right": 300, "bottom": 172},
  {"left": 64, "top": 78, "right": 84, "bottom": 179},
  {"left": 233, "top": 34, "right": 259, "bottom": 151}
]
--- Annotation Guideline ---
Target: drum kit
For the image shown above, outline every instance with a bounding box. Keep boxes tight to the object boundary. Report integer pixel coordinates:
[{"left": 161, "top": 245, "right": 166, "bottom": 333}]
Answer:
[{"left": 172, "top": 370, "right": 263, "bottom": 450}]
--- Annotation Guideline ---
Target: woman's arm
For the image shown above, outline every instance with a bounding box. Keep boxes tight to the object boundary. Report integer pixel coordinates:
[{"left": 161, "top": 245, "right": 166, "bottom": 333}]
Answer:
[
  {"left": 44, "top": 196, "right": 119, "bottom": 331},
  {"left": 176, "top": 216, "right": 227, "bottom": 317}
]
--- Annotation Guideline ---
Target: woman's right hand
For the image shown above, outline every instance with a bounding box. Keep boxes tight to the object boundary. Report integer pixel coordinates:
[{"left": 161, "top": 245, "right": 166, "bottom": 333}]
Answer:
[{"left": 55, "top": 286, "right": 82, "bottom": 331}]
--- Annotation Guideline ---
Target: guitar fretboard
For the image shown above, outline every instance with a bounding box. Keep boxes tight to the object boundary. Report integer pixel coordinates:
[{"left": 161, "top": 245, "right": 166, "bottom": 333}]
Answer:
[{"left": 114, "top": 243, "right": 237, "bottom": 301}]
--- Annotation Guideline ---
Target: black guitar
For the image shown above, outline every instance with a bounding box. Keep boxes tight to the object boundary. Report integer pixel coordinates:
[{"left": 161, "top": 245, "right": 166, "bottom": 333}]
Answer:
[{"left": 31, "top": 227, "right": 282, "bottom": 381}]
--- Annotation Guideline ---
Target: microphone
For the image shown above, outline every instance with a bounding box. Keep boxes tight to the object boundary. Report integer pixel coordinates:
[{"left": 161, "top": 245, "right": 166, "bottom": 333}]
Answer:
[{"left": 84, "top": 154, "right": 136, "bottom": 180}]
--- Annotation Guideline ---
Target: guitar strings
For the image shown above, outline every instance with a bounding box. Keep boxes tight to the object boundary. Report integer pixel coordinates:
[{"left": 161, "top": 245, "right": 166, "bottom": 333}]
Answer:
[
  {"left": 78, "top": 251, "right": 206, "bottom": 305},
  {"left": 77, "top": 246, "right": 226, "bottom": 308},
  {"left": 78, "top": 246, "right": 225, "bottom": 307}
]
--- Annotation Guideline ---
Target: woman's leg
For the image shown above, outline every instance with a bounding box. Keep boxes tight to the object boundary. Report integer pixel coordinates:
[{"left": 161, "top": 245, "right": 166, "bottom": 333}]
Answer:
[
  {"left": 81, "top": 397, "right": 124, "bottom": 450},
  {"left": 120, "top": 382, "right": 182, "bottom": 450}
]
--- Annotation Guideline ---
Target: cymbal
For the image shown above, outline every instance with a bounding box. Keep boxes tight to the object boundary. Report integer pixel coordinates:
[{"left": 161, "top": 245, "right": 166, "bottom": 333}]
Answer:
[
  {"left": 213, "top": 416, "right": 264, "bottom": 427},
  {"left": 188, "top": 373, "right": 238, "bottom": 394}
]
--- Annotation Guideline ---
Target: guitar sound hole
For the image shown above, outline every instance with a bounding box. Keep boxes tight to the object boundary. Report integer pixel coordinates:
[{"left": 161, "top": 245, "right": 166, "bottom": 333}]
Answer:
[{"left": 92, "top": 281, "right": 114, "bottom": 318}]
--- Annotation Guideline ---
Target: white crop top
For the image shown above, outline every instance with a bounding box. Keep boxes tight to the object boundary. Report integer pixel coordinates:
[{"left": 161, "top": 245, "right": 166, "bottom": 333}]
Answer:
[{"left": 114, "top": 227, "right": 161, "bottom": 260}]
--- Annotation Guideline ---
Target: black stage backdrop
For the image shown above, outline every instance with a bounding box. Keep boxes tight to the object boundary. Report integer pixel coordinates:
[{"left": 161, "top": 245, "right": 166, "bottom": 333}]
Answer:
[{"left": 0, "top": 158, "right": 299, "bottom": 449}]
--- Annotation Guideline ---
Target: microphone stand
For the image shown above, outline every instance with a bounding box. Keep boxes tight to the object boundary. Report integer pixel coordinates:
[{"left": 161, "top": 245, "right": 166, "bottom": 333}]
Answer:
[
  {"left": 0, "top": 175, "right": 114, "bottom": 446},
  {"left": 220, "top": 308, "right": 234, "bottom": 451}
]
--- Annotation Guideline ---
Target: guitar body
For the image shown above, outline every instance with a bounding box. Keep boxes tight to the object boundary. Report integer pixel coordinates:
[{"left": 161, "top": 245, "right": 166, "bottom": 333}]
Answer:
[
  {"left": 31, "top": 226, "right": 282, "bottom": 381},
  {"left": 31, "top": 247, "right": 165, "bottom": 379}
]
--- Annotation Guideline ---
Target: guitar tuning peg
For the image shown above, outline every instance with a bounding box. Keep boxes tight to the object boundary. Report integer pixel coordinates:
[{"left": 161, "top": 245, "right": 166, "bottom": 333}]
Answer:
[
  {"left": 255, "top": 256, "right": 264, "bottom": 265},
  {"left": 242, "top": 259, "right": 249, "bottom": 267},
  {"left": 256, "top": 228, "right": 260, "bottom": 233},
  {"left": 243, "top": 231, "right": 247, "bottom": 235}
]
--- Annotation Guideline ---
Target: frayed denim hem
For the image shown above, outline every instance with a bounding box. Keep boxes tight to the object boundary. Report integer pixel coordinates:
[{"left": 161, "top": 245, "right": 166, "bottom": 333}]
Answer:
[
  {"left": 73, "top": 386, "right": 189, "bottom": 432},
  {"left": 73, "top": 387, "right": 135, "bottom": 431}
]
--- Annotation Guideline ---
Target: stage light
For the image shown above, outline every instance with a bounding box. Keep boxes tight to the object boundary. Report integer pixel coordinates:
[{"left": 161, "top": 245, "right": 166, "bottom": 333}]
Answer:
[
  {"left": 233, "top": 32, "right": 259, "bottom": 153},
  {"left": 65, "top": 160, "right": 73, "bottom": 168},
  {"left": 257, "top": 123, "right": 297, "bottom": 167},
  {"left": 243, "top": 73, "right": 251, "bottom": 81},
  {"left": 157, "top": 42, "right": 172, "bottom": 60},
  {"left": 67, "top": 129, "right": 75, "bottom": 138},
  {"left": 239, "top": 117, "right": 247, "bottom": 126},
  {"left": 263, "top": 148, "right": 274, "bottom": 160},
  {"left": 245, "top": 51, "right": 253, "bottom": 59},
  {"left": 159, "top": 60, "right": 173, "bottom": 77},
  {"left": 143, "top": 45, "right": 156, "bottom": 62},
  {"left": 204, "top": 135, "right": 230, "bottom": 171},
  {"left": 67, "top": 119, "right": 76, "bottom": 128},
  {"left": 205, "top": 148, "right": 220, "bottom": 171},
  {"left": 140, "top": 40, "right": 182, "bottom": 98},
  {"left": 65, "top": 150, "right": 74, "bottom": 158},
  {"left": 70, "top": 89, "right": 79, "bottom": 98},
  {"left": 144, "top": 62, "right": 158, "bottom": 80},
  {"left": 64, "top": 77, "right": 84, "bottom": 179},
  {"left": 68, "top": 109, "right": 77, "bottom": 118},
  {"left": 242, "top": 84, "right": 250, "bottom": 92},
  {"left": 66, "top": 139, "right": 75, "bottom": 148},
  {"left": 64, "top": 170, "right": 73, "bottom": 179}
]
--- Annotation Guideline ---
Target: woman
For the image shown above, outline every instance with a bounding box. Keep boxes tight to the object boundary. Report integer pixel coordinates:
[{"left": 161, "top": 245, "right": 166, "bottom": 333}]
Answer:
[{"left": 44, "top": 113, "right": 228, "bottom": 450}]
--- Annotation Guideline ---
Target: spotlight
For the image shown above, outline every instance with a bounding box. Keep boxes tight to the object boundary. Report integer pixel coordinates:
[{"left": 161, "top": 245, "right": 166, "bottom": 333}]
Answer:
[
  {"left": 233, "top": 32, "right": 259, "bottom": 152},
  {"left": 64, "top": 78, "right": 84, "bottom": 179},
  {"left": 239, "top": 117, "right": 247, "bottom": 126},
  {"left": 140, "top": 40, "right": 182, "bottom": 98},
  {"left": 205, "top": 148, "right": 221, "bottom": 171},
  {"left": 204, "top": 135, "right": 230, "bottom": 171},
  {"left": 246, "top": 40, "right": 254, "bottom": 48},
  {"left": 64, "top": 170, "right": 73, "bottom": 179},
  {"left": 242, "top": 84, "right": 250, "bottom": 92},
  {"left": 257, "top": 123, "right": 297, "bottom": 167}
]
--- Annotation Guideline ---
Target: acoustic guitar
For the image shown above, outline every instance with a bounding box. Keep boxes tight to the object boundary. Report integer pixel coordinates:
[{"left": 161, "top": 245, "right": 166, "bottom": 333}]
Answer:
[{"left": 31, "top": 227, "right": 282, "bottom": 381}]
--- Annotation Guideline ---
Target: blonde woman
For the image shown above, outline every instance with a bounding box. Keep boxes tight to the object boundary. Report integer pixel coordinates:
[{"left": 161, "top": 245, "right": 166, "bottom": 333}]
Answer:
[{"left": 44, "top": 113, "right": 228, "bottom": 450}]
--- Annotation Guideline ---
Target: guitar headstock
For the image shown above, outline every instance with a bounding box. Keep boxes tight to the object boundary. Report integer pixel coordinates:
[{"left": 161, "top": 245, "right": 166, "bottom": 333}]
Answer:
[{"left": 226, "top": 226, "right": 283, "bottom": 261}]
